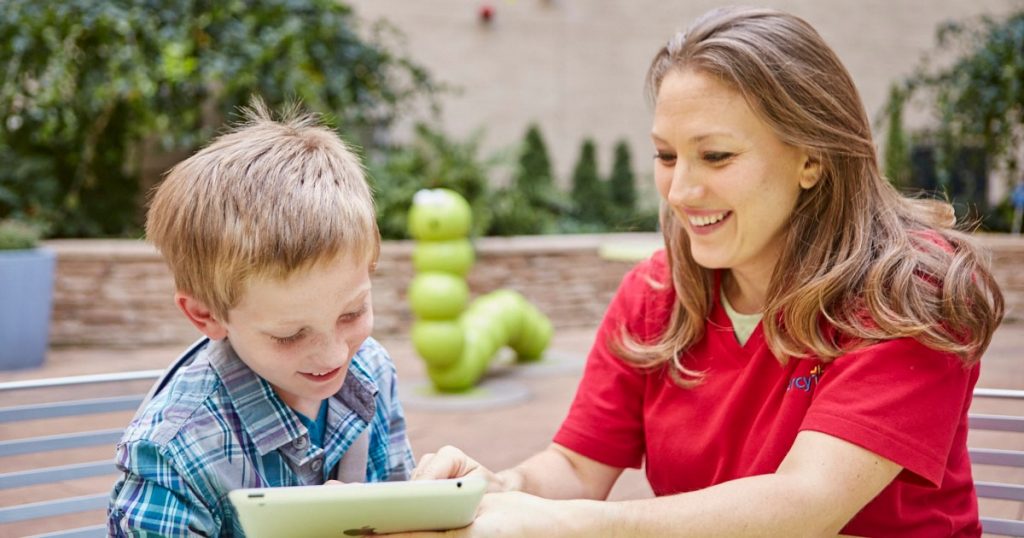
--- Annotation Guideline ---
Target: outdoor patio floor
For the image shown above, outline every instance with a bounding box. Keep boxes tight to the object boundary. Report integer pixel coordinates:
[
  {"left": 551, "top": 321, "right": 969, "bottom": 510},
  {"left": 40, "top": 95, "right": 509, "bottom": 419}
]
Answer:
[{"left": 2, "top": 322, "right": 1023, "bottom": 537}]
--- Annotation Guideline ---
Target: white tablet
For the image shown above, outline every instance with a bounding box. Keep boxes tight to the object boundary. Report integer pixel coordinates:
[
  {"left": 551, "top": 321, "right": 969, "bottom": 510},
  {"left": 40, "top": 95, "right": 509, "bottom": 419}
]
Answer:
[{"left": 228, "top": 477, "right": 486, "bottom": 537}]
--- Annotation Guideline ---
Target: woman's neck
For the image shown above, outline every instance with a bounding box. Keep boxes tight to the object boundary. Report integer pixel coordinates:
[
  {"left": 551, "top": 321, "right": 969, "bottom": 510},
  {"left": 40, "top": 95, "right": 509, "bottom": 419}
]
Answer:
[{"left": 722, "top": 269, "right": 769, "bottom": 315}]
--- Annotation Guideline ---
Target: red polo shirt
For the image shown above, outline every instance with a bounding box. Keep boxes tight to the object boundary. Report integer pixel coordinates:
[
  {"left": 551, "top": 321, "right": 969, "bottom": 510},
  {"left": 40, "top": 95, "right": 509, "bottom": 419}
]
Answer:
[{"left": 554, "top": 250, "right": 980, "bottom": 537}]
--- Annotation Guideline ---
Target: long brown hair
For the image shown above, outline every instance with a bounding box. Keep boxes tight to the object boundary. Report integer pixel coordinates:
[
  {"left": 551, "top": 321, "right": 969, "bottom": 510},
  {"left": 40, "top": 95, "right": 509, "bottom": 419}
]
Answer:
[{"left": 618, "top": 7, "right": 1004, "bottom": 386}]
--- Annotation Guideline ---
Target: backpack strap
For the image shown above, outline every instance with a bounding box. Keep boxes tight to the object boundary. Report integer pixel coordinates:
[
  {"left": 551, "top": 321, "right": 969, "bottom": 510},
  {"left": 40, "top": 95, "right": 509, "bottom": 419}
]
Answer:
[
  {"left": 334, "top": 427, "right": 370, "bottom": 483},
  {"left": 140, "top": 337, "right": 210, "bottom": 407}
]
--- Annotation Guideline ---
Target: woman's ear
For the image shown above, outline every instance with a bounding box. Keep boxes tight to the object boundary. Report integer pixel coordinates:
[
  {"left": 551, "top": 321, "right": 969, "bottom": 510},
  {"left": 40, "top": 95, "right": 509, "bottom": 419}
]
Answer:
[
  {"left": 175, "top": 292, "right": 228, "bottom": 340},
  {"left": 799, "top": 153, "right": 823, "bottom": 189}
]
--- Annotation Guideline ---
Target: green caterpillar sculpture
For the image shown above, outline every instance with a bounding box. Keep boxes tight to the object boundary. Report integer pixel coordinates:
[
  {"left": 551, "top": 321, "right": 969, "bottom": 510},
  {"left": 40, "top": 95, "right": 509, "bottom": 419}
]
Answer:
[{"left": 407, "top": 188, "right": 554, "bottom": 392}]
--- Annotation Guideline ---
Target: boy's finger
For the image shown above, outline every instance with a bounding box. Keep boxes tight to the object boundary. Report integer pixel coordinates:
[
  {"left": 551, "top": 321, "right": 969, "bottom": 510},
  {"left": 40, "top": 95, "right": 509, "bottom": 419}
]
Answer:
[
  {"left": 411, "top": 453, "right": 436, "bottom": 480},
  {"left": 413, "top": 457, "right": 452, "bottom": 480},
  {"left": 415, "top": 454, "right": 462, "bottom": 480},
  {"left": 413, "top": 445, "right": 480, "bottom": 481}
]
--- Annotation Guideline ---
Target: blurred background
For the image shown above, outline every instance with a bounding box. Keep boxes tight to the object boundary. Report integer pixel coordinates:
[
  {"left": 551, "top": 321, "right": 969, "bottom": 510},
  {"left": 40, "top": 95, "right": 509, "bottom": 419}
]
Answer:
[
  {"left": 3, "top": 0, "right": 1023, "bottom": 242},
  {"left": 3, "top": 2, "right": 1024, "bottom": 536}
]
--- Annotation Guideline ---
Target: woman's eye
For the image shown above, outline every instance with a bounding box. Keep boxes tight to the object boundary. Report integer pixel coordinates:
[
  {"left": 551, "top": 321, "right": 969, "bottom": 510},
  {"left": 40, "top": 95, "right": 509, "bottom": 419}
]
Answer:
[
  {"left": 702, "top": 151, "right": 734, "bottom": 163},
  {"left": 654, "top": 152, "right": 676, "bottom": 164}
]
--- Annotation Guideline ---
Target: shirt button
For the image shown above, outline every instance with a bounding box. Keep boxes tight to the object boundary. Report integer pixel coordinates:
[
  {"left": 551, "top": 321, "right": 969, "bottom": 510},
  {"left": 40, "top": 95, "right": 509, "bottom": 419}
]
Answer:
[
  {"left": 293, "top": 437, "right": 308, "bottom": 450},
  {"left": 311, "top": 459, "right": 323, "bottom": 473}
]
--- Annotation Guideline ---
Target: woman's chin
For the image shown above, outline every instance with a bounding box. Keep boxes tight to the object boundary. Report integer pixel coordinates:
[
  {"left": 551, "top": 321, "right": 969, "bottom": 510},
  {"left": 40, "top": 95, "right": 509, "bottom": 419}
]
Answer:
[{"left": 689, "top": 250, "right": 730, "bottom": 270}]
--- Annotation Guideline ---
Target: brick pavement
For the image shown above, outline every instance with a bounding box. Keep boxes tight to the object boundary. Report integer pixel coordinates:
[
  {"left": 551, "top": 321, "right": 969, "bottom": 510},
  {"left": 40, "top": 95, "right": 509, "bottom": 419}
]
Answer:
[{"left": 2, "top": 323, "right": 1024, "bottom": 537}]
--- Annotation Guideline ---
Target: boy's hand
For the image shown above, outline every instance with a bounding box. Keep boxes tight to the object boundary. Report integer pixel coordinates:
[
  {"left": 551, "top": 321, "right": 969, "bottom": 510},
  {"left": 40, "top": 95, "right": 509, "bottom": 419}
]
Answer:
[
  {"left": 323, "top": 480, "right": 345, "bottom": 486},
  {"left": 411, "top": 445, "right": 509, "bottom": 493}
]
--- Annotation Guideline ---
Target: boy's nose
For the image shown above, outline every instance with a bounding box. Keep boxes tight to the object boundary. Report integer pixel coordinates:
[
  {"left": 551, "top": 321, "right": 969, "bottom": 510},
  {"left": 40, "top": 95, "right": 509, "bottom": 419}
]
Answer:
[{"left": 322, "top": 336, "right": 351, "bottom": 366}]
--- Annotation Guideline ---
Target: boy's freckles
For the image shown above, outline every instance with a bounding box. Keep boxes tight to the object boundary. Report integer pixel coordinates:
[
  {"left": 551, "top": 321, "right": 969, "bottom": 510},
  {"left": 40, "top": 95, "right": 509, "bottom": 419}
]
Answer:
[{"left": 220, "top": 253, "right": 374, "bottom": 418}]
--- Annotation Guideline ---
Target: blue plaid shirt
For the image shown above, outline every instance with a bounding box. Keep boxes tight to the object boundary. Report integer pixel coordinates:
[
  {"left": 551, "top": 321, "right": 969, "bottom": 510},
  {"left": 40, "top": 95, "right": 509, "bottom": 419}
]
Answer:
[{"left": 108, "top": 337, "right": 414, "bottom": 537}]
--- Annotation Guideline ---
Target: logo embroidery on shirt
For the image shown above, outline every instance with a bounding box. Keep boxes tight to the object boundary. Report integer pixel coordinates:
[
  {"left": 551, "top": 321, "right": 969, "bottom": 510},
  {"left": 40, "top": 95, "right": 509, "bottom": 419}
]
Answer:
[{"left": 786, "top": 364, "right": 823, "bottom": 392}]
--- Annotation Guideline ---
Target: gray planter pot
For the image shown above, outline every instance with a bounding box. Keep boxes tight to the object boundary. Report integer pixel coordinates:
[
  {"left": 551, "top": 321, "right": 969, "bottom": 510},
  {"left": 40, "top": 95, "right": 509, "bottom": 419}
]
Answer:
[{"left": 0, "top": 247, "right": 56, "bottom": 370}]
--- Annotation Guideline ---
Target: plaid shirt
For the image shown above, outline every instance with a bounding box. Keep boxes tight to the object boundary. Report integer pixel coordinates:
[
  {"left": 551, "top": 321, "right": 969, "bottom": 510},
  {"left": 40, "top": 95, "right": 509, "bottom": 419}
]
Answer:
[{"left": 108, "top": 337, "right": 414, "bottom": 537}]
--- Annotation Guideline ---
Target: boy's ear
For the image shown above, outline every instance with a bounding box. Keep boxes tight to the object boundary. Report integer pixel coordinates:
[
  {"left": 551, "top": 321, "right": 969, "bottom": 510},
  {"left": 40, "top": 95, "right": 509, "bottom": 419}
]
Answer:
[{"left": 175, "top": 292, "right": 228, "bottom": 340}]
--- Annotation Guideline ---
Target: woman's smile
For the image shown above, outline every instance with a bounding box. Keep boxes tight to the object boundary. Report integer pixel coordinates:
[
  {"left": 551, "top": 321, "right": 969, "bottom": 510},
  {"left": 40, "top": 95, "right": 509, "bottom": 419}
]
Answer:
[{"left": 685, "top": 210, "right": 733, "bottom": 235}]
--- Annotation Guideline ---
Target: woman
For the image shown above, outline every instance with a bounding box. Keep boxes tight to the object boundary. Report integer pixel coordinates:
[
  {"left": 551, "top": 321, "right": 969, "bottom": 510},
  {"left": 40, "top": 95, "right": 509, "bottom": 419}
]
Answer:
[{"left": 404, "top": 7, "right": 1004, "bottom": 537}]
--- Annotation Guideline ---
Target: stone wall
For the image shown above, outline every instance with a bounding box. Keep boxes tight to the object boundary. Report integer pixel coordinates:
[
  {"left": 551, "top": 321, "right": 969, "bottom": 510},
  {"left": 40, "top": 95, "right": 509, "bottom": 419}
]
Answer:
[
  {"left": 980, "top": 234, "right": 1024, "bottom": 324},
  {"left": 46, "top": 234, "right": 657, "bottom": 347},
  {"left": 46, "top": 233, "right": 1024, "bottom": 348}
]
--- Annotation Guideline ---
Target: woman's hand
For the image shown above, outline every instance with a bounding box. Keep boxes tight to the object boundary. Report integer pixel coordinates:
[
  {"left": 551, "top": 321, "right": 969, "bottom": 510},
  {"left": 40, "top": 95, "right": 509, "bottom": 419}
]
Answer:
[
  {"left": 391, "top": 491, "right": 593, "bottom": 538},
  {"left": 411, "top": 445, "right": 512, "bottom": 493}
]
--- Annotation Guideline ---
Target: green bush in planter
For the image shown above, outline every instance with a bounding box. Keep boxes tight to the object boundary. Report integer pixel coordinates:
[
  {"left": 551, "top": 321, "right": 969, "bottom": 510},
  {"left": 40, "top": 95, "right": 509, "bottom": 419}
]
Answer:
[
  {"left": 0, "top": 219, "right": 54, "bottom": 370},
  {"left": 0, "top": 219, "right": 41, "bottom": 250}
]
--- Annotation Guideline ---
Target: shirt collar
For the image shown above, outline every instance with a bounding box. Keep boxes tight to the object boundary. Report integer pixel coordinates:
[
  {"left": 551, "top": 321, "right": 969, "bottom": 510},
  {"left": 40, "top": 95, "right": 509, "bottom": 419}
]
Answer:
[
  {"left": 337, "top": 353, "right": 379, "bottom": 423},
  {"left": 205, "top": 338, "right": 380, "bottom": 456},
  {"left": 206, "top": 339, "right": 303, "bottom": 456}
]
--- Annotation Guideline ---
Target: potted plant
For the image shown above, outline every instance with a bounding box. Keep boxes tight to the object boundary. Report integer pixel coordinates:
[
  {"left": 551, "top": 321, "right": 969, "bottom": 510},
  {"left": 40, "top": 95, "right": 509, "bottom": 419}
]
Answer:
[{"left": 0, "top": 219, "right": 55, "bottom": 370}]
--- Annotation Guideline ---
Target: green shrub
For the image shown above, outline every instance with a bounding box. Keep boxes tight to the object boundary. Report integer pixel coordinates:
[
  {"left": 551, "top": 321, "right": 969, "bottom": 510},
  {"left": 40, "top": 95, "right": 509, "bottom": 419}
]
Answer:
[
  {"left": 612, "top": 208, "right": 661, "bottom": 232},
  {"left": 488, "top": 189, "right": 553, "bottom": 236},
  {"left": 882, "top": 85, "right": 912, "bottom": 189},
  {"left": 368, "top": 124, "right": 498, "bottom": 239},
  {"left": 489, "top": 124, "right": 571, "bottom": 236},
  {"left": 885, "top": 10, "right": 1024, "bottom": 225},
  {"left": 0, "top": 0, "right": 438, "bottom": 237},
  {"left": 514, "top": 125, "right": 555, "bottom": 205},
  {"left": 553, "top": 216, "right": 611, "bottom": 234},
  {"left": 608, "top": 140, "right": 637, "bottom": 217},
  {"left": 570, "top": 139, "right": 606, "bottom": 224},
  {"left": 0, "top": 219, "right": 41, "bottom": 250}
]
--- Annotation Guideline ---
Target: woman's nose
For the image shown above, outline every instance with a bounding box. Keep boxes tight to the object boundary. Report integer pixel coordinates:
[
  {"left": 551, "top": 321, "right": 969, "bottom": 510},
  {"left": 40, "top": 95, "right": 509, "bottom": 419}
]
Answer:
[{"left": 667, "top": 166, "right": 705, "bottom": 207}]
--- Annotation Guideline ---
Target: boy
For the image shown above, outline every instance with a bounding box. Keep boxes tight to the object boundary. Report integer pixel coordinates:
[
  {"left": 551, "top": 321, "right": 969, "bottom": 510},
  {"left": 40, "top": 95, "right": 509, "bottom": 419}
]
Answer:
[{"left": 108, "top": 101, "right": 414, "bottom": 536}]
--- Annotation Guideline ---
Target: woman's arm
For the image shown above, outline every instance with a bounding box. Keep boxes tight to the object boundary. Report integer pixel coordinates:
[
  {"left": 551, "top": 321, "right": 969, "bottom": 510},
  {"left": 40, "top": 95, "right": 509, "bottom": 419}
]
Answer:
[
  {"left": 592, "top": 430, "right": 900, "bottom": 536},
  {"left": 406, "top": 430, "right": 900, "bottom": 537},
  {"left": 495, "top": 443, "right": 624, "bottom": 500}
]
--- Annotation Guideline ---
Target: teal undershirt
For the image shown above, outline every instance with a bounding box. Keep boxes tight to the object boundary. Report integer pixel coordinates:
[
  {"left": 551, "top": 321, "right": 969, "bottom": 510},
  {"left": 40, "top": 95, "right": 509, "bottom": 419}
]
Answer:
[{"left": 296, "top": 399, "right": 330, "bottom": 449}]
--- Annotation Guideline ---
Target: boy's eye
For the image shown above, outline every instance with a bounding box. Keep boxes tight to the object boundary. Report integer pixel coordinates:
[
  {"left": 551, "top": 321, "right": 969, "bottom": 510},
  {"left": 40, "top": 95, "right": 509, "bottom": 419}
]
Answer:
[
  {"left": 340, "top": 304, "right": 368, "bottom": 323},
  {"left": 702, "top": 151, "right": 734, "bottom": 163},
  {"left": 271, "top": 331, "right": 305, "bottom": 345}
]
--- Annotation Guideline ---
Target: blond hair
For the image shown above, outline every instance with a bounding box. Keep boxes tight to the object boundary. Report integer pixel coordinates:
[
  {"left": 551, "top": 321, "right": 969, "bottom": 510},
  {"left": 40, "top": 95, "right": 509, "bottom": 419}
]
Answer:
[
  {"left": 146, "top": 99, "right": 379, "bottom": 320},
  {"left": 619, "top": 7, "right": 1003, "bottom": 386}
]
